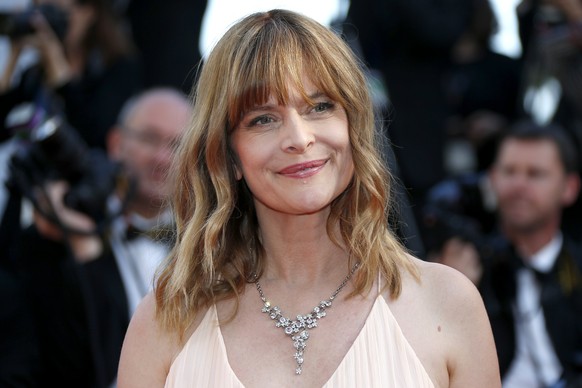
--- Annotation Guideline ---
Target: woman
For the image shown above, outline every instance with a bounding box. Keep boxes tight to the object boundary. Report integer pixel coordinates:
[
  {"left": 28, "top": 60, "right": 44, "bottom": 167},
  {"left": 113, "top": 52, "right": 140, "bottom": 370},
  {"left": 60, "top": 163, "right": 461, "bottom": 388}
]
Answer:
[
  {"left": 118, "top": 9, "right": 500, "bottom": 387},
  {"left": 0, "top": 0, "right": 142, "bottom": 149}
]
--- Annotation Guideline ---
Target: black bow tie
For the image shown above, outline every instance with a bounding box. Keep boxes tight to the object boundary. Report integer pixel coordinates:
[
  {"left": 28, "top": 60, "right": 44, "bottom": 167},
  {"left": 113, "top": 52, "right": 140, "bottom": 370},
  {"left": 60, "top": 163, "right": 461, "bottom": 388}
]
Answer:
[
  {"left": 125, "top": 224, "right": 144, "bottom": 241},
  {"left": 513, "top": 254, "right": 551, "bottom": 283}
]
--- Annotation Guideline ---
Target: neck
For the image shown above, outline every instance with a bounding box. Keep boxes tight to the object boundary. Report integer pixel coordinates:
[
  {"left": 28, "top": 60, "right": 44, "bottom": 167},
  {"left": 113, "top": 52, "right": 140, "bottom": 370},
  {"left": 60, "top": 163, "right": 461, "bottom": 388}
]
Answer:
[
  {"left": 503, "top": 221, "right": 560, "bottom": 258},
  {"left": 256, "top": 209, "right": 350, "bottom": 287}
]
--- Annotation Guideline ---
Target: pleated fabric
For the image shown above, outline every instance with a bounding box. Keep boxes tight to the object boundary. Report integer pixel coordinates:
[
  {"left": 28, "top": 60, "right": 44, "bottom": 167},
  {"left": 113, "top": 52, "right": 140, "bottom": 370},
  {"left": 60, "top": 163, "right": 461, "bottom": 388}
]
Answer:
[
  {"left": 165, "top": 296, "right": 435, "bottom": 387},
  {"left": 322, "top": 295, "right": 434, "bottom": 387},
  {"left": 164, "top": 303, "right": 243, "bottom": 387}
]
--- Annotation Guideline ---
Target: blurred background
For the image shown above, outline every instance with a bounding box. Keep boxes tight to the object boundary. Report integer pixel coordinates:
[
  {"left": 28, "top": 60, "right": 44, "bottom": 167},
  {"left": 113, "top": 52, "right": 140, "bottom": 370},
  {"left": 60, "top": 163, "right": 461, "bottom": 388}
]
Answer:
[{"left": 2, "top": 1, "right": 582, "bottom": 386}]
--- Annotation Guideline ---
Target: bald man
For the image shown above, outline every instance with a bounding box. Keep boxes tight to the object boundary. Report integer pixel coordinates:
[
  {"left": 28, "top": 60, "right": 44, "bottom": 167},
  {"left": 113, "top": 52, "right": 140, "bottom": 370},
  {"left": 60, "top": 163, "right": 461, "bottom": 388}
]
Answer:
[
  {"left": 108, "top": 88, "right": 191, "bottom": 219},
  {"left": 14, "top": 88, "right": 192, "bottom": 388}
]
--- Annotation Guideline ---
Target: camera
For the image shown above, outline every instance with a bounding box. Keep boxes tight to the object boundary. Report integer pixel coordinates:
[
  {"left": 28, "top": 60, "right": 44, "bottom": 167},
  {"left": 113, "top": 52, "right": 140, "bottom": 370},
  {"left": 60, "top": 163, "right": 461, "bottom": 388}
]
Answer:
[
  {"left": 421, "top": 173, "right": 501, "bottom": 262},
  {"left": 422, "top": 204, "right": 503, "bottom": 261},
  {"left": 0, "top": 3, "right": 68, "bottom": 41},
  {"left": 7, "top": 107, "right": 121, "bottom": 231}
]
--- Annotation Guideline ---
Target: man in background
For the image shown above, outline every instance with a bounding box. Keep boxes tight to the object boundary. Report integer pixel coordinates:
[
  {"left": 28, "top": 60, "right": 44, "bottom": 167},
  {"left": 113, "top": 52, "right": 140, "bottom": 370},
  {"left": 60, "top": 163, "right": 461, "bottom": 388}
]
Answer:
[
  {"left": 437, "top": 120, "right": 582, "bottom": 386},
  {"left": 13, "top": 87, "right": 191, "bottom": 387}
]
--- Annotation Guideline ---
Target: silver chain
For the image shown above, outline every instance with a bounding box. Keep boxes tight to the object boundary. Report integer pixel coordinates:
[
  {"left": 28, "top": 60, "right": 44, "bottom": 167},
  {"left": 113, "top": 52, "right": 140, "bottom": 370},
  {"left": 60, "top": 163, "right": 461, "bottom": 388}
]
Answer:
[{"left": 254, "top": 262, "right": 359, "bottom": 375}]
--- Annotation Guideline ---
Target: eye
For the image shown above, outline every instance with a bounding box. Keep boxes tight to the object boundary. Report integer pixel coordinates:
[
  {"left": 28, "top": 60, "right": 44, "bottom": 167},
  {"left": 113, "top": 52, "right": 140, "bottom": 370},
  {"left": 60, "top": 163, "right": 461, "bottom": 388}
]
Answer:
[
  {"left": 313, "top": 102, "right": 335, "bottom": 113},
  {"left": 249, "top": 115, "right": 275, "bottom": 126}
]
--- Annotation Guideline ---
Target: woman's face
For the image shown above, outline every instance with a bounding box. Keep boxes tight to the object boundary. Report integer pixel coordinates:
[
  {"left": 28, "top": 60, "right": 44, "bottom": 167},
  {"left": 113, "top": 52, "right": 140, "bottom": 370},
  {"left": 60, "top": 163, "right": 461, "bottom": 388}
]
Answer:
[{"left": 230, "top": 77, "right": 354, "bottom": 217}]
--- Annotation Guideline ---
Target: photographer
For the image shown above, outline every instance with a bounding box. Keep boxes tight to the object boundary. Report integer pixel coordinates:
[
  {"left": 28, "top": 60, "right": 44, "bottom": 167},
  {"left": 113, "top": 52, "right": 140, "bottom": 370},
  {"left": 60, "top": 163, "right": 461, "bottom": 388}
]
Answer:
[
  {"left": 0, "top": 0, "right": 142, "bottom": 150},
  {"left": 9, "top": 88, "right": 191, "bottom": 387},
  {"left": 433, "top": 120, "right": 582, "bottom": 387}
]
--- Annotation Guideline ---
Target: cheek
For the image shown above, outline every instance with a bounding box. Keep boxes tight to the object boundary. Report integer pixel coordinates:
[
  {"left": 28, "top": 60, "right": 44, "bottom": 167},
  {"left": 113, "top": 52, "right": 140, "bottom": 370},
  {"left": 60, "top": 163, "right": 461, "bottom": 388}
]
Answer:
[
  {"left": 333, "top": 122, "right": 351, "bottom": 154},
  {"left": 122, "top": 148, "right": 151, "bottom": 173},
  {"left": 495, "top": 181, "right": 513, "bottom": 196},
  {"left": 346, "top": 153, "right": 355, "bottom": 178},
  {"left": 493, "top": 176, "right": 518, "bottom": 195},
  {"left": 336, "top": 136, "right": 354, "bottom": 171},
  {"left": 231, "top": 135, "right": 270, "bottom": 178}
]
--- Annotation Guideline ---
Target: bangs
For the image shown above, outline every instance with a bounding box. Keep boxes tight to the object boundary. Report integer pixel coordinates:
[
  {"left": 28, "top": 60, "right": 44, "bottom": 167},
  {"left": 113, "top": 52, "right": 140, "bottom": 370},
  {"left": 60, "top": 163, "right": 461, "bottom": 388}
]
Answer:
[{"left": 225, "top": 13, "right": 347, "bottom": 131}]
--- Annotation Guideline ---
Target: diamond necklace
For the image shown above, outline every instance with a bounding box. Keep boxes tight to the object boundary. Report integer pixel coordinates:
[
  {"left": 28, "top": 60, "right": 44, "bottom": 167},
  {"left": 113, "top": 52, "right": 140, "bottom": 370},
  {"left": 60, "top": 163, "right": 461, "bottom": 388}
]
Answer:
[{"left": 254, "top": 262, "right": 360, "bottom": 375}]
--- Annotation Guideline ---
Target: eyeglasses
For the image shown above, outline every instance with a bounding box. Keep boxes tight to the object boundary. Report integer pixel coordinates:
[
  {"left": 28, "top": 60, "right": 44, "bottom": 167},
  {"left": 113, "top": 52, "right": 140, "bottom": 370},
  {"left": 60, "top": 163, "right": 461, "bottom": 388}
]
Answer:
[{"left": 121, "top": 126, "right": 180, "bottom": 152}]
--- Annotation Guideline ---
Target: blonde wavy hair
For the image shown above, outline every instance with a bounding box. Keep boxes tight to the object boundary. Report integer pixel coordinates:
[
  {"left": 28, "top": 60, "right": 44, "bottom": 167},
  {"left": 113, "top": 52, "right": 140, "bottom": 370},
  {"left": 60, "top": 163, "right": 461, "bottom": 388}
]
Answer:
[{"left": 155, "top": 9, "right": 418, "bottom": 335}]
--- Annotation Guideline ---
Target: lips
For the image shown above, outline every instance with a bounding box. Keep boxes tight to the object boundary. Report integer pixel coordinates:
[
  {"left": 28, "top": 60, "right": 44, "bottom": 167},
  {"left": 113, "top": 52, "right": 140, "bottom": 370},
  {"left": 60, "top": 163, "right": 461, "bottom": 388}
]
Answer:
[{"left": 278, "top": 159, "right": 328, "bottom": 178}]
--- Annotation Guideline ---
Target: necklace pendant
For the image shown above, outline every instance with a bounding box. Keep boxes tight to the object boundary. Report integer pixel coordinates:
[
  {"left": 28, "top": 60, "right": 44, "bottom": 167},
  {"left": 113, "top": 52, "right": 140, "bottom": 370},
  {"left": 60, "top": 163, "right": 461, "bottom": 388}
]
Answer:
[
  {"left": 290, "top": 329, "right": 309, "bottom": 373},
  {"left": 254, "top": 262, "right": 360, "bottom": 376}
]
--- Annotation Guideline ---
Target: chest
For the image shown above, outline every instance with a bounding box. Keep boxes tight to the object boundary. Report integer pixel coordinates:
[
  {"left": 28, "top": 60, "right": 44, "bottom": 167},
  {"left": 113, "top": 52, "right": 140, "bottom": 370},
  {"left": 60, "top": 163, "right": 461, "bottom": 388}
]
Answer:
[{"left": 217, "top": 292, "right": 375, "bottom": 388}]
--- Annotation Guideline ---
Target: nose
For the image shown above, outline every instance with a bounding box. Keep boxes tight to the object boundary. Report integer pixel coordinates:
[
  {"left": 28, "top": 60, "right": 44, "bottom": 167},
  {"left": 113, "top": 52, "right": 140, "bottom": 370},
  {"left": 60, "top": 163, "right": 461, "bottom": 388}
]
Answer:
[
  {"left": 501, "top": 172, "right": 530, "bottom": 196},
  {"left": 508, "top": 171, "right": 529, "bottom": 187},
  {"left": 281, "top": 113, "right": 315, "bottom": 153}
]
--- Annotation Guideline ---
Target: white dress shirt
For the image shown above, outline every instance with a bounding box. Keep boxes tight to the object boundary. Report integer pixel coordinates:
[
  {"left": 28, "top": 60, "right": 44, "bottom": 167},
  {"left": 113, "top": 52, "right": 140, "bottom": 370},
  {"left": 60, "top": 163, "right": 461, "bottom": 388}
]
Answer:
[
  {"left": 107, "top": 197, "right": 171, "bottom": 317},
  {"left": 502, "top": 233, "right": 564, "bottom": 388}
]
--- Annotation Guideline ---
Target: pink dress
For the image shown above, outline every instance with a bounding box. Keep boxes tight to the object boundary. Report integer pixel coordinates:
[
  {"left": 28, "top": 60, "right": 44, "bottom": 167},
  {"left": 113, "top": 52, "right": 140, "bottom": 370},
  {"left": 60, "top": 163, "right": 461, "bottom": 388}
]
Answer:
[{"left": 165, "top": 294, "right": 435, "bottom": 387}]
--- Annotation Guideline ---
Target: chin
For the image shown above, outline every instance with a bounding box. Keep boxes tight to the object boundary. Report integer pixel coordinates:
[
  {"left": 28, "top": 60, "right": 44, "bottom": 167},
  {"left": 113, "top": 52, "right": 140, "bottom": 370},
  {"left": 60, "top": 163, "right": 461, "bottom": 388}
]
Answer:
[{"left": 292, "top": 193, "right": 338, "bottom": 214}]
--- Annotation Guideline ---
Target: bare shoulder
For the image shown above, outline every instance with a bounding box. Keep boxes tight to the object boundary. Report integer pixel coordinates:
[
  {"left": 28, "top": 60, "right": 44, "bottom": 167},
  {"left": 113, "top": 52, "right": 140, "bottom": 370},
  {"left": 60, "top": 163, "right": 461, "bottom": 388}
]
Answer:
[
  {"left": 117, "top": 293, "right": 180, "bottom": 388},
  {"left": 410, "top": 256, "right": 490, "bottom": 339},
  {"left": 413, "top": 256, "right": 483, "bottom": 311},
  {"left": 407, "top": 256, "right": 501, "bottom": 387}
]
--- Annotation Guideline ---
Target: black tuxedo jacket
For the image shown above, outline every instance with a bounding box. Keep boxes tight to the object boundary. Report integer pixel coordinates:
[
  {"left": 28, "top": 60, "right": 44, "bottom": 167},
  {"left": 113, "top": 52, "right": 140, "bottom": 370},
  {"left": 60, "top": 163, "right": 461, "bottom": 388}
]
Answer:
[
  {"left": 481, "top": 235, "right": 582, "bottom": 382},
  {"left": 15, "top": 226, "right": 129, "bottom": 388}
]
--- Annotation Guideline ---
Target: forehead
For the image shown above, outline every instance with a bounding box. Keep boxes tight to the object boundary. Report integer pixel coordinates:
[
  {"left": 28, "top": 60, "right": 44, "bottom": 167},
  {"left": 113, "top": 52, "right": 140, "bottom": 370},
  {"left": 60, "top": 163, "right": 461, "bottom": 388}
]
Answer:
[
  {"left": 252, "top": 76, "right": 323, "bottom": 105},
  {"left": 498, "top": 139, "right": 562, "bottom": 168},
  {"left": 212, "top": 13, "right": 357, "bottom": 131},
  {"left": 127, "top": 96, "right": 190, "bottom": 136},
  {"left": 230, "top": 68, "right": 340, "bottom": 128}
]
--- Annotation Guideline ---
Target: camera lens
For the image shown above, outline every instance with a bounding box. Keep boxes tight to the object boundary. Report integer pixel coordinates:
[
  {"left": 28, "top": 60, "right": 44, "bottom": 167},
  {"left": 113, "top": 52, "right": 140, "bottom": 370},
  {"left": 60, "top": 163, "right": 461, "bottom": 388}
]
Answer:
[
  {"left": 32, "top": 116, "right": 89, "bottom": 181},
  {"left": 0, "top": 10, "right": 36, "bottom": 38}
]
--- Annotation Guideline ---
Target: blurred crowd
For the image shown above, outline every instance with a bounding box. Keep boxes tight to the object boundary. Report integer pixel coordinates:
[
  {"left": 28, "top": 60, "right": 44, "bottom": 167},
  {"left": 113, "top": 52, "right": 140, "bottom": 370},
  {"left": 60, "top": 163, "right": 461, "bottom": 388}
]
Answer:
[
  {"left": 0, "top": 0, "right": 203, "bottom": 386},
  {"left": 1, "top": 0, "right": 581, "bottom": 387},
  {"left": 346, "top": 0, "right": 582, "bottom": 386}
]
